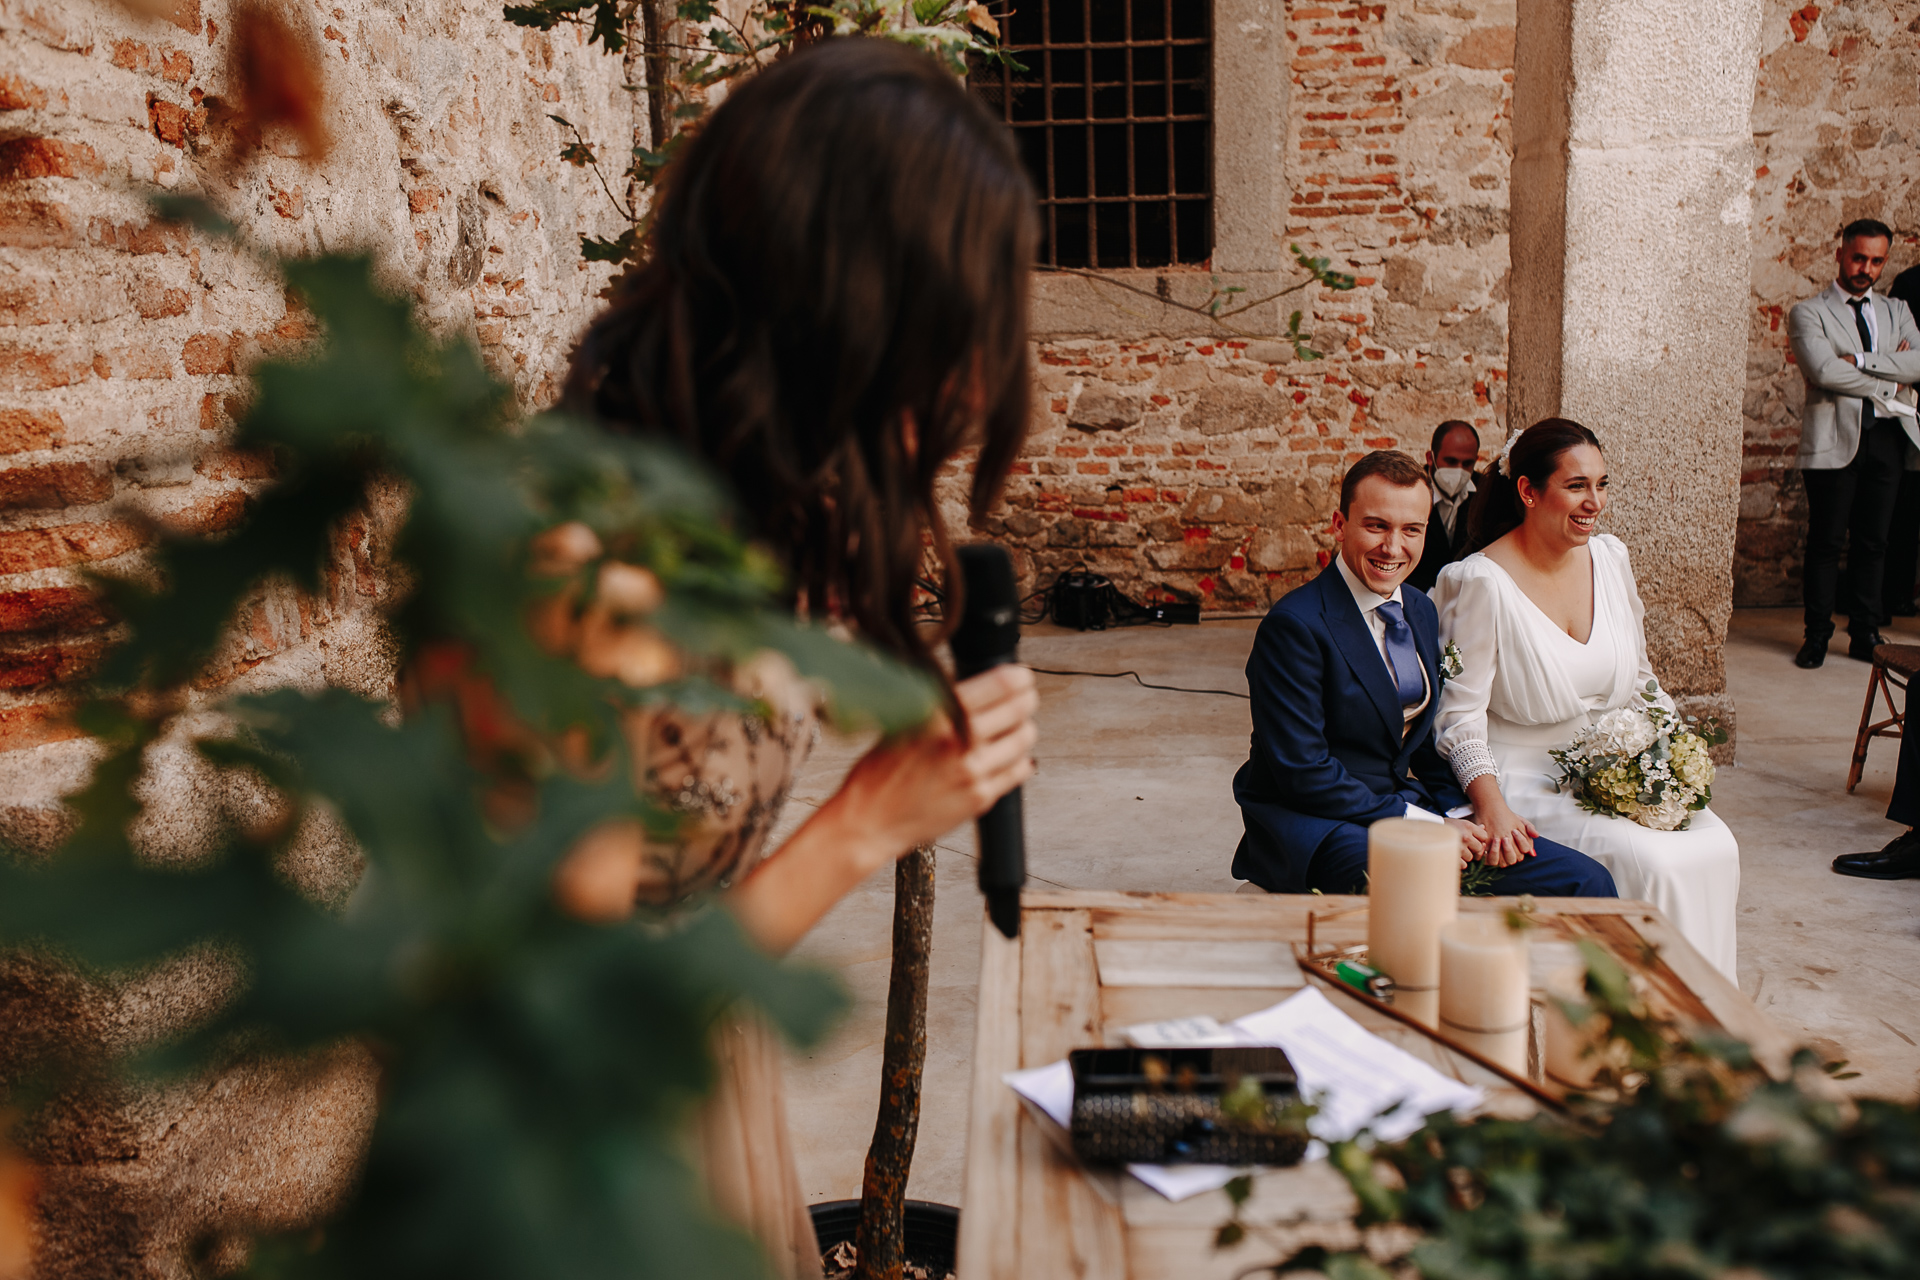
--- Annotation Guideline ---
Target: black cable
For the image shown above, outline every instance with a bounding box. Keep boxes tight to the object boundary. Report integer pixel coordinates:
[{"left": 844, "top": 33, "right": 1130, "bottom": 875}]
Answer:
[
  {"left": 1015, "top": 587, "right": 1049, "bottom": 625},
  {"left": 1027, "top": 666, "right": 1249, "bottom": 699},
  {"left": 917, "top": 585, "right": 1050, "bottom": 624}
]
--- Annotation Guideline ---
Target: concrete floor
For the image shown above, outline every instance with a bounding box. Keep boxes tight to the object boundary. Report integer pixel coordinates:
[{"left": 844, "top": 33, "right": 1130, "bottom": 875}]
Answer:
[{"left": 780, "top": 607, "right": 1920, "bottom": 1208}]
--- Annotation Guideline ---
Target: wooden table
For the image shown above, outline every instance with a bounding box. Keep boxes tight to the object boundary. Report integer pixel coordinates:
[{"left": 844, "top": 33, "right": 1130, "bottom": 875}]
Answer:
[{"left": 956, "top": 891, "right": 1790, "bottom": 1280}]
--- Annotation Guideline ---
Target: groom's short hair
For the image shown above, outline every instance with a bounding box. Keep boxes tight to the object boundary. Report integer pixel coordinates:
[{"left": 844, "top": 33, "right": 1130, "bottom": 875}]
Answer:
[{"left": 1339, "top": 450, "right": 1431, "bottom": 515}]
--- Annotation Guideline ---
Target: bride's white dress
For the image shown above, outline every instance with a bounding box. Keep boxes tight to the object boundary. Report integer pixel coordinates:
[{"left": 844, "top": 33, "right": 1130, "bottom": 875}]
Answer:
[{"left": 1432, "top": 534, "right": 1741, "bottom": 980}]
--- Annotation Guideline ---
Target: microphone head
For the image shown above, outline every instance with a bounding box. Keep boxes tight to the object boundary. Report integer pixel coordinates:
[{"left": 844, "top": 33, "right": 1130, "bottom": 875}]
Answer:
[
  {"left": 986, "top": 888, "right": 1021, "bottom": 940},
  {"left": 949, "top": 543, "right": 1020, "bottom": 673}
]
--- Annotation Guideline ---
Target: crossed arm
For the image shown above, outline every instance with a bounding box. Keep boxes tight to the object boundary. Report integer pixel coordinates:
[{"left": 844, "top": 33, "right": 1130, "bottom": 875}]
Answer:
[{"left": 1788, "top": 301, "right": 1920, "bottom": 394}]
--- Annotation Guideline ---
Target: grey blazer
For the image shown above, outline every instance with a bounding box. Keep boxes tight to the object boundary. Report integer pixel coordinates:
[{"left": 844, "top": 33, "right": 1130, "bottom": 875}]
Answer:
[{"left": 1788, "top": 286, "right": 1920, "bottom": 470}]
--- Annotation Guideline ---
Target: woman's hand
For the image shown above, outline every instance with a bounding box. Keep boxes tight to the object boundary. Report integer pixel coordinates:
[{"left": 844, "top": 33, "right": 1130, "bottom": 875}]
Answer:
[
  {"left": 1476, "top": 805, "right": 1537, "bottom": 868},
  {"left": 830, "top": 665, "right": 1039, "bottom": 865},
  {"left": 1463, "top": 774, "right": 1535, "bottom": 867},
  {"left": 727, "top": 665, "right": 1038, "bottom": 955}
]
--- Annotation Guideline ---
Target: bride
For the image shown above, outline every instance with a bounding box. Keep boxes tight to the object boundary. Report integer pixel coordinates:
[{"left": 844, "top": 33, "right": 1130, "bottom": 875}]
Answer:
[{"left": 1431, "top": 419, "right": 1741, "bottom": 980}]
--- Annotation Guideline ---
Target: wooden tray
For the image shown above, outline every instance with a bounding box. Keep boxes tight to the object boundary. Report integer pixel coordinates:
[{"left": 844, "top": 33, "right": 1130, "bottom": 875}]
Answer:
[{"left": 1297, "top": 903, "right": 1734, "bottom": 1104}]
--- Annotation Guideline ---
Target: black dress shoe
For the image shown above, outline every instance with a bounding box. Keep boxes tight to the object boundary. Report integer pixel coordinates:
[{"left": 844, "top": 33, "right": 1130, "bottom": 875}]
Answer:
[
  {"left": 1795, "top": 637, "right": 1827, "bottom": 668},
  {"left": 1833, "top": 830, "right": 1920, "bottom": 879},
  {"left": 1849, "top": 631, "right": 1888, "bottom": 662}
]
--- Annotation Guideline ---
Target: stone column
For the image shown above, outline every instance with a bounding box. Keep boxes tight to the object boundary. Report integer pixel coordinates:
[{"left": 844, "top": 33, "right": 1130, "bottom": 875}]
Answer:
[{"left": 1510, "top": 0, "right": 1764, "bottom": 745}]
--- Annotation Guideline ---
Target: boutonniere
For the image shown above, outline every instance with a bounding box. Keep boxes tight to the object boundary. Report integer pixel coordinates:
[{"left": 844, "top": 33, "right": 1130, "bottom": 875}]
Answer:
[{"left": 1441, "top": 641, "right": 1464, "bottom": 682}]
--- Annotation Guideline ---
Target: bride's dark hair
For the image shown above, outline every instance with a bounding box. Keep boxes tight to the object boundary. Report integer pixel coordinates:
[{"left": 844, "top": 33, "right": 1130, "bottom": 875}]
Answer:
[
  {"left": 1463, "top": 417, "right": 1605, "bottom": 552},
  {"left": 563, "top": 38, "right": 1039, "bottom": 676}
]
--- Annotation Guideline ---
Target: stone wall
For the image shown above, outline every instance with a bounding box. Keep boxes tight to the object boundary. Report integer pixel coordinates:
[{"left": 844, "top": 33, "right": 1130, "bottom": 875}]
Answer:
[
  {"left": 1737, "top": 0, "right": 1920, "bottom": 605},
  {"left": 1, "top": 0, "right": 632, "bottom": 1271},
  {"left": 1508, "top": 0, "right": 1760, "bottom": 740},
  {"left": 957, "top": 1, "right": 1520, "bottom": 611}
]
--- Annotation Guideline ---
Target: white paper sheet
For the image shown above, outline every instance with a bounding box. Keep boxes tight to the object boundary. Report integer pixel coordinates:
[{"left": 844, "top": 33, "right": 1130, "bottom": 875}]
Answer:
[
  {"left": 1002, "top": 986, "right": 1485, "bottom": 1201},
  {"left": 1120, "top": 1015, "right": 1260, "bottom": 1048},
  {"left": 1232, "top": 985, "right": 1484, "bottom": 1147},
  {"left": 1003, "top": 1060, "right": 1074, "bottom": 1127},
  {"left": 1124, "top": 1162, "right": 1245, "bottom": 1201}
]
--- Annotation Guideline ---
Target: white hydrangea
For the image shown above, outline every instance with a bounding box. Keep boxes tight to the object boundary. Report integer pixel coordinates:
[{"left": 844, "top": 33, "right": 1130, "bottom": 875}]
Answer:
[
  {"left": 1586, "top": 706, "right": 1657, "bottom": 758},
  {"left": 1627, "top": 791, "right": 1694, "bottom": 832}
]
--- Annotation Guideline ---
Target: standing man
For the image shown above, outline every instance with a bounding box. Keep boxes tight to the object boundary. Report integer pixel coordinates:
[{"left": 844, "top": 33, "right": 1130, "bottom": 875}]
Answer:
[
  {"left": 1230, "top": 450, "right": 1614, "bottom": 898},
  {"left": 1834, "top": 711, "right": 1920, "bottom": 880},
  {"left": 1409, "top": 419, "right": 1480, "bottom": 592},
  {"left": 1788, "top": 218, "right": 1920, "bottom": 668},
  {"left": 1883, "top": 260, "right": 1920, "bottom": 618}
]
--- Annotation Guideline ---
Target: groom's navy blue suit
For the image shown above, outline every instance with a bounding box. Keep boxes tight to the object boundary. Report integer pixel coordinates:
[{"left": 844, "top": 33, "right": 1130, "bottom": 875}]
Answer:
[{"left": 1232, "top": 565, "right": 1616, "bottom": 898}]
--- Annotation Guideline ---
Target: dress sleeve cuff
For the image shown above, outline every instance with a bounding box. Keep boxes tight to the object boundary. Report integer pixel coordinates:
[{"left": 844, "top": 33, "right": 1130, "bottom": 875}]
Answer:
[{"left": 1448, "top": 740, "right": 1499, "bottom": 789}]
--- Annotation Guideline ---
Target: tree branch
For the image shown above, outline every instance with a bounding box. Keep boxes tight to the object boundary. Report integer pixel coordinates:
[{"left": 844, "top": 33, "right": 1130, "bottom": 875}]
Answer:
[{"left": 851, "top": 843, "right": 935, "bottom": 1280}]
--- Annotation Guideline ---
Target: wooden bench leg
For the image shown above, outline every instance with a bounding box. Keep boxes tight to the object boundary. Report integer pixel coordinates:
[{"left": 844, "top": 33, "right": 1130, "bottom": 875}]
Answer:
[{"left": 1849, "top": 665, "right": 1887, "bottom": 793}]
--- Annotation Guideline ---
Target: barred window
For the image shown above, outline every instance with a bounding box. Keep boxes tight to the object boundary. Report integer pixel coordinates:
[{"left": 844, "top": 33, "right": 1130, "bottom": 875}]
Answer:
[{"left": 971, "top": 1, "right": 1213, "bottom": 270}]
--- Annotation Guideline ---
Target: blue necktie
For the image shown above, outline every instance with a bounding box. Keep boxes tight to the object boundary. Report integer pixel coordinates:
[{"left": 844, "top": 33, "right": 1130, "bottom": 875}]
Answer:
[{"left": 1375, "top": 599, "right": 1424, "bottom": 707}]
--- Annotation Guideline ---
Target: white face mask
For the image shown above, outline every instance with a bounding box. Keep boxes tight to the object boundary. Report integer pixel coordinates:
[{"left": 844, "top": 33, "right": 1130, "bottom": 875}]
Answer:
[{"left": 1431, "top": 467, "right": 1473, "bottom": 499}]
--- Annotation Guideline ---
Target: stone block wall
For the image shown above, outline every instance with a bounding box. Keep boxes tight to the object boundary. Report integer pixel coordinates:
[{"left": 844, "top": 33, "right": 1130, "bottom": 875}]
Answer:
[
  {"left": 955, "top": 1, "right": 1520, "bottom": 610},
  {"left": 1, "top": 0, "right": 632, "bottom": 1270},
  {"left": 1738, "top": 0, "right": 1920, "bottom": 605}
]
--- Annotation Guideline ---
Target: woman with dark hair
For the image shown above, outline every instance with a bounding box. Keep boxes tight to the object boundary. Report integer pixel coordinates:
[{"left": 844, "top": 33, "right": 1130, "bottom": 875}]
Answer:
[
  {"left": 1431, "top": 419, "right": 1741, "bottom": 979},
  {"left": 552, "top": 39, "right": 1041, "bottom": 1277}
]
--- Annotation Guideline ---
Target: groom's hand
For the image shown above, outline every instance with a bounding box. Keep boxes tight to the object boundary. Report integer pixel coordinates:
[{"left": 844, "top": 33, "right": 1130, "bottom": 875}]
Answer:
[
  {"left": 1473, "top": 801, "right": 1537, "bottom": 867},
  {"left": 1443, "top": 816, "right": 1489, "bottom": 865}
]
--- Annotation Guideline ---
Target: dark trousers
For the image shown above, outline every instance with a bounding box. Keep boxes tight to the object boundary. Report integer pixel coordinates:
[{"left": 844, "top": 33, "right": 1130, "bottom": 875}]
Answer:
[
  {"left": 1882, "top": 471, "right": 1920, "bottom": 615},
  {"left": 1803, "top": 420, "right": 1909, "bottom": 642},
  {"left": 1302, "top": 821, "right": 1618, "bottom": 898},
  {"left": 1891, "top": 704, "right": 1920, "bottom": 827}
]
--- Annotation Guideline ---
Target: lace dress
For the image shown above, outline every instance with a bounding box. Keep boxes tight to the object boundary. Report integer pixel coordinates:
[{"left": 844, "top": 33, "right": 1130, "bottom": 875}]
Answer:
[
  {"left": 1432, "top": 535, "right": 1742, "bottom": 980},
  {"left": 623, "top": 653, "right": 825, "bottom": 1280}
]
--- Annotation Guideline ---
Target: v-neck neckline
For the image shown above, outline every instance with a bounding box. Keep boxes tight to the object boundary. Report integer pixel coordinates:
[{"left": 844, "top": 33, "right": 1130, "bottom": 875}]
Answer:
[{"left": 1480, "top": 546, "right": 1598, "bottom": 647}]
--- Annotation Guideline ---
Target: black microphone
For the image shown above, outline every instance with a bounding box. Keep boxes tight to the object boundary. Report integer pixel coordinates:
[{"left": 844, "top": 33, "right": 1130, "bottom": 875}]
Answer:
[{"left": 949, "top": 544, "right": 1026, "bottom": 940}]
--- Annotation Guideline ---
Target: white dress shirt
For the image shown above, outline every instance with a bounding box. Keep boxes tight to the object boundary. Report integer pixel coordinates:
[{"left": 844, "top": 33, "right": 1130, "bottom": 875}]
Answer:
[
  {"left": 1334, "top": 555, "right": 1430, "bottom": 720},
  {"left": 1434, "top": 477, "right": 1475, "bottom": 543},
  {"left": 1827, "top": 280, "right": 1880, "bottom": 358},
  {"left": 1334, "top": 556, "right": 1458, "bottom": 824}
]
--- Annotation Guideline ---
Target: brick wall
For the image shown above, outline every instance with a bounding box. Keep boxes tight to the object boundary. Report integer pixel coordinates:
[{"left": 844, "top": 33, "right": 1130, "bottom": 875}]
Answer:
[
  {"left": 959, "top": 1, "right": 1518, "bottom": 610},
  {"left": 1, "top": 1, "right": 632, "bottom": 1268},
  {"left": 0, "top": 0, "right": 630, "bottom": 844},
  {"left": 1738, "top": 0, "right": 1920, "bottom": 605}
]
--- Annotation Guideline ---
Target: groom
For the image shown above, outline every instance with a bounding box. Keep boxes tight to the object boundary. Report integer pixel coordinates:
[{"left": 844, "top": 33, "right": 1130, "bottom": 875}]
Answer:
[{"left": 1232, "top": 451, "right": 1616, "bottom": 898}]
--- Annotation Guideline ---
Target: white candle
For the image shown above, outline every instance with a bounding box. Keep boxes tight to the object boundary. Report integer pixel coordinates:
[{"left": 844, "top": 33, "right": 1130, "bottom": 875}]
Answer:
[
  {"left": 1539, "top": 951, "right": 1603, "bottom": 1088},
  {"left": 1366, "top": 818, "right": 1460, "bottom": 1028},
  {"left": 1439, "top": 915, "right": 1530, "bottom": 1074}
]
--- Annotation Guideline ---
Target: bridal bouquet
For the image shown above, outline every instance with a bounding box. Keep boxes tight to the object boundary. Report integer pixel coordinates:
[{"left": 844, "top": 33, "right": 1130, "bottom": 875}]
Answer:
[{"left": 1549, "top": 682, "right": 1726, "bottom": 831}]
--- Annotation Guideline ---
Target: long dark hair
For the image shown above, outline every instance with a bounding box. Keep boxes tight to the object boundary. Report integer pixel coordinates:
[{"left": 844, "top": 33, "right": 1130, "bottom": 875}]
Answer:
[
  {"left": 563, "top": 38, "right": 1039, "bottom": 674},
  {"left": 1464, "top": 417, "right": 1605, "bottom": 552}
]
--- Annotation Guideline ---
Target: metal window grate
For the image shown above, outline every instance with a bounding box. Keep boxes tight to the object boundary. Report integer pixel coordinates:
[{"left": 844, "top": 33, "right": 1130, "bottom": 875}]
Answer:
[{"left": 970, "top": 0, "right": 1212, "bottom": 270}]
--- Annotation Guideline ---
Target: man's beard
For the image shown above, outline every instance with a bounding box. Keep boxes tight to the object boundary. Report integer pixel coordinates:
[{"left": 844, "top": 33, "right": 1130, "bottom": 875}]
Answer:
[{"left": 1846, "top": 273, "right": 1877, "bottom": 293}]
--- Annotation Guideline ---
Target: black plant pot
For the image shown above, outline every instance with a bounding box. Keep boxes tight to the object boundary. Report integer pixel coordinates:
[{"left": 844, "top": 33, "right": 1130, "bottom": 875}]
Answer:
[{"left": 809, "top": 1200, "right": 959, "bottom": 1276}]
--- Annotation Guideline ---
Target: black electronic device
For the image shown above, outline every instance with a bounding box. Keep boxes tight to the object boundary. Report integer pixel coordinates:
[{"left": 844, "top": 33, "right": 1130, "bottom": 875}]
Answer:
[
  {"left": 1066, "top": 1046, "right": 1310, "bottom": 1167},
  {"left": 949, "top": 544, "right": 1027, "bottom": 940},
  {"left": 1050, "top": 563, "right": 1200, "bottom": 631},
  {"left": 1050, "top": 565, "right": 1118, "bottom": 630}
]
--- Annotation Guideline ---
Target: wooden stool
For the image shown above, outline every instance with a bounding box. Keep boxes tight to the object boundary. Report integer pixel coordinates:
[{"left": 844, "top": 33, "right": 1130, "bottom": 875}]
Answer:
[{"left": 1847, "top": 643, "right": 1920, "bottom": 792}]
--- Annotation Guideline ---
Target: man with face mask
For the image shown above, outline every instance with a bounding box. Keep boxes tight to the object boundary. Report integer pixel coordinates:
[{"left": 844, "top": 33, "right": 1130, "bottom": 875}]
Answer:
[{"left": 1408, "top": 420, "right": 1480, "bottom": 593}]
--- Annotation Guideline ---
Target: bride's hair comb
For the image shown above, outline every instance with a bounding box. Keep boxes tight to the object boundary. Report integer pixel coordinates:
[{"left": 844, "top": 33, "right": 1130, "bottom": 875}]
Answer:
[{"left": 1494, "top": 432, "right": 1519, "bottom": 478}]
